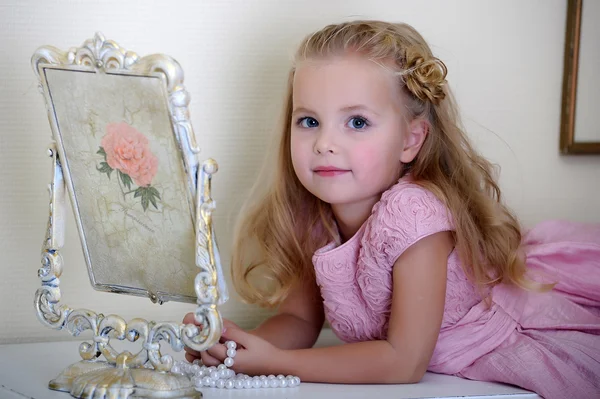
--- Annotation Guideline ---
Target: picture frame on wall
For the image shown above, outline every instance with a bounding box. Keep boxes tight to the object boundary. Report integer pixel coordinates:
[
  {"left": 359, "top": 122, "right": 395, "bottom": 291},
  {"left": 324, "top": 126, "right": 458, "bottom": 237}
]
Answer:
[{"left": 559, "top": 0, "right": 600, "bottom": 154}]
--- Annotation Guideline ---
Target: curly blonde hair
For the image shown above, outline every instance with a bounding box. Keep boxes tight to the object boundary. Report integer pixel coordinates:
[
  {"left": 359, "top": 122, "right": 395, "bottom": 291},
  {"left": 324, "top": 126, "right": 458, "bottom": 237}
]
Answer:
[{"left": 231, "top": 20, "right": 546, "bottom": 308}]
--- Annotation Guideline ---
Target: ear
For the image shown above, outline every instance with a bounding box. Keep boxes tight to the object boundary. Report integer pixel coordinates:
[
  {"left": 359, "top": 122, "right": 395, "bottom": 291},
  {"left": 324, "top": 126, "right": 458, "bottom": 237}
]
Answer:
[{"left": 400, "top": 119, "right": 429, "bottom": 163}]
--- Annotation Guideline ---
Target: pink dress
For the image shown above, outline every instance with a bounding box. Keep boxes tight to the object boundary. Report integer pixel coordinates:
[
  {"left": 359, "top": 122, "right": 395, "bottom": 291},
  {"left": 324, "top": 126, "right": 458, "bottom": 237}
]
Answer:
[{"left": 313, "top": 178, "right": 600, "bottom": 399}]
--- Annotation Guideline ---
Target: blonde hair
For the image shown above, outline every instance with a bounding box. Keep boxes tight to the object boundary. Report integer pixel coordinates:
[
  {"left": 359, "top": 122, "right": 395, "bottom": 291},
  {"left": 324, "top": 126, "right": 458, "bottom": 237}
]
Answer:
[{"left": 231, "top": 20, "right": 546, "bottom": 308}]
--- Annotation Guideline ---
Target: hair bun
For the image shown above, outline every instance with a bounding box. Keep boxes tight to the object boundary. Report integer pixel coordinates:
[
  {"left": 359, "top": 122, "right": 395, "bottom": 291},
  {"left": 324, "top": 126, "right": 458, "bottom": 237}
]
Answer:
[{"left": 404, "top": 49, "right": 448, "bottom": 105}]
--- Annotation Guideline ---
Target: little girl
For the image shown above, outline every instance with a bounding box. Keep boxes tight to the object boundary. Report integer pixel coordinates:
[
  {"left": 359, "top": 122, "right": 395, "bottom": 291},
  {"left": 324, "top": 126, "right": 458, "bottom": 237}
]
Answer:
[{"left": 183, "top": 20, "right": 600, "bottom": 398}]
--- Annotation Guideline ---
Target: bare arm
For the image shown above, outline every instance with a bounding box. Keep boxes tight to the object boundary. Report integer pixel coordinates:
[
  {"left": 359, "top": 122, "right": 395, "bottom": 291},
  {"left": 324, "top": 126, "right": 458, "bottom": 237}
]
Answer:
[
  {"left": 249, "top": 276, "right": 325, "bottom": 349},
  {"left": 263, "top": 231, "right": 453, "bottom": 383},
  {"left": 184, "top": 273, "right": 324, "bottom": 362}
]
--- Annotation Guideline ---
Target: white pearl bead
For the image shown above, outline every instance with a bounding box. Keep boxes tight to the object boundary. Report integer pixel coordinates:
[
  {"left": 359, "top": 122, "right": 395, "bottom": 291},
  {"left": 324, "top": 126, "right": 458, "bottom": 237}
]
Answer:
[
  {"left": 167, "top": 345, "right": 301, "bottom": 390},
  {"left": 227, "top": 348, "right": 237, "bottom": 358},
  {"left": 193, "top": 359, "right": 202, "bottom": 366},
  {"left": 226, "top": 341, "right": 237, "bottom": 350}
]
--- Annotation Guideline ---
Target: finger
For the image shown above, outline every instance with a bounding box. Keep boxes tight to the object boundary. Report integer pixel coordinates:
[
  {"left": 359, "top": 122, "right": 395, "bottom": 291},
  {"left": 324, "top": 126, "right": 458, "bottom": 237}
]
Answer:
[
  {"left": 207, "top": 343, "right": 227, "bottom": 361},
  {"left": 200, "top": 351, "right": 221, "bottom": 367},
  {"left": 185, "top": 352, "right": 197, "bottom": 363},
  {"left": 222, "top": 319, "right": 241, "bottom": 330},
  {"left": 183, "top": 312, "right": 203, "bottom": 328},
  {"left": 182, "top": 312, "right": 195, "bottom": 324},
  {"left": 184, "top": 346, "right": 201, "bottom": 359},
  {"left": 222, "top": 326, "right": 255, "bottom": 348}
]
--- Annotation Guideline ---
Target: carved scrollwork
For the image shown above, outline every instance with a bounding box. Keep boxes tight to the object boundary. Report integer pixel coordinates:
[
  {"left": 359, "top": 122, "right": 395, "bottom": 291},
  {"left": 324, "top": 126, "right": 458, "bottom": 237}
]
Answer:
[{"left": 32, "top": 33, "right": 226, "bottom": 397}]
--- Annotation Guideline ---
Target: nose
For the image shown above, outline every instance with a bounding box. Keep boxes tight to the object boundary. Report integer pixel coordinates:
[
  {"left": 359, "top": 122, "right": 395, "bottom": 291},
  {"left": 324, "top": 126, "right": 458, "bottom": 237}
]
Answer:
[{"left": 313, "top": 129, "right": 337, "bottom": 155}]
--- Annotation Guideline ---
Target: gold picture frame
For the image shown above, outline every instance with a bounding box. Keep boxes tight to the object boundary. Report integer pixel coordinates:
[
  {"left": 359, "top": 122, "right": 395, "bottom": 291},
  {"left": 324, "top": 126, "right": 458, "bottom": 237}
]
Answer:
[{"left": 560, "top": 0, "right": 600, "bottom": 154}]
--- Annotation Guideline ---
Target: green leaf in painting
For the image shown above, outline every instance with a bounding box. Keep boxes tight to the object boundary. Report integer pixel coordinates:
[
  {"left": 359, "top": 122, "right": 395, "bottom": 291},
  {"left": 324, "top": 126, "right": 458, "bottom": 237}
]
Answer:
[
  {"left": 96, "top": 161, "right": 113, "bottom": 179},
  {"left": 148, "top": 186, "right": 161, "bottom": 199},
  {"left": 118, "top": 170, "right": 133, "bottom": 190},
  {"left": 141, "top": 195, "right": 149, "bottom": 212},
  {"left": 133, "top": 186, "right": 161, "bottom": 212},
  {"left": 149, "top": 193, "right": 158, "bottom": 210},
  {"left": 96, "top": 147, "right": 107, "bottom": 160}
]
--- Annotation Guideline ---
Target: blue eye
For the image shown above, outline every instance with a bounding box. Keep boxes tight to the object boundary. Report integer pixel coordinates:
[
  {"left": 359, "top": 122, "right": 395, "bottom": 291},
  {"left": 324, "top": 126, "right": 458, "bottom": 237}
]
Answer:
[
  {"left": 347, "top": 116, "right": 369, "bottom": 129},
  {"left": 297, "top": 117, "right": 319, "bottom": 128}
]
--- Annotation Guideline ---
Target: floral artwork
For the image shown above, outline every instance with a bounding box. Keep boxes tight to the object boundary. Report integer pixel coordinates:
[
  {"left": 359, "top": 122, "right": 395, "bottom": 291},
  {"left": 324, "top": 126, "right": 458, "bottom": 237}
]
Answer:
[
  {"left": 97, "top": 122, "right": 161, "bottom": 211},
  {"left": 42, "top": 68, "right": 197, "bottom": 301}
]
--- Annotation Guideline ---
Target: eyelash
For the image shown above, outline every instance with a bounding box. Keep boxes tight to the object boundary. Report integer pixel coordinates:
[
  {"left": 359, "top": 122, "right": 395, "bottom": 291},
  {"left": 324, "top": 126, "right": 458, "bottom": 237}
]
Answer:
[{"left": 295, "top": 115, "right": 371, "bottom": 129}]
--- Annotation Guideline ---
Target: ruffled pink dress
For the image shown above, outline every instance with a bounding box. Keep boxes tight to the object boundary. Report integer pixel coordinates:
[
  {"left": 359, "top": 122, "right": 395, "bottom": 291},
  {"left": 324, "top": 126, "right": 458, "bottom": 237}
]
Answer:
[{"left": 313, "top": 178, "right": 600, "bottom": 399}]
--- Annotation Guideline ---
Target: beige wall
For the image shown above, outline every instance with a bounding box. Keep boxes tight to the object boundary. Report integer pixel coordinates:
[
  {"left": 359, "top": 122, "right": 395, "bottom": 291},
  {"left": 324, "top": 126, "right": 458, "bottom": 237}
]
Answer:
[{"left": 1, "top": 0, "right": 599, "bottom": 344}]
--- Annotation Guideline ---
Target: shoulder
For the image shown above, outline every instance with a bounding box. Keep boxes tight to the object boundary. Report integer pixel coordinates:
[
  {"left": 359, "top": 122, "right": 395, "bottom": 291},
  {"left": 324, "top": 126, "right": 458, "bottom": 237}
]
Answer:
[
  {"left": 371, "top": 178, "right": 453, "bottom": 231},
  {"left": 364, "top": 178, "right": 454, "bottom": 264}
]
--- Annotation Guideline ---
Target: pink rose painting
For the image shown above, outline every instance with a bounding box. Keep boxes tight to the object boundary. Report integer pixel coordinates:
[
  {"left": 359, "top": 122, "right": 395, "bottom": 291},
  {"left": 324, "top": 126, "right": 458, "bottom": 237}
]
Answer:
[{"left": 97, "top": 122, "right": 161, "bottom": 211}]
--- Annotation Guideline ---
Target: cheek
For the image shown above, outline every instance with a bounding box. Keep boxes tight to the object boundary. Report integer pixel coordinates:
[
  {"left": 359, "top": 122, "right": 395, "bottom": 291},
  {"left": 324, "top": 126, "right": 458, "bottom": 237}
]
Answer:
[
  {"left": 290, "top": 134, "right": 308, "bottom": 171},
  {"left": 352, "top": 143, "right": 400, "bottom": 180},
  {"left": 352, "top": 144, "right": 386, "bottom": 172}
]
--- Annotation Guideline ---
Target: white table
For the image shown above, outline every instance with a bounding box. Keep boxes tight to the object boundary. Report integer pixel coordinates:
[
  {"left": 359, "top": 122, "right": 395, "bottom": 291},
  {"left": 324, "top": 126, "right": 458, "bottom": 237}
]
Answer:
[{"left": 0, "top": 331, "right": 540, "bottom": 399}]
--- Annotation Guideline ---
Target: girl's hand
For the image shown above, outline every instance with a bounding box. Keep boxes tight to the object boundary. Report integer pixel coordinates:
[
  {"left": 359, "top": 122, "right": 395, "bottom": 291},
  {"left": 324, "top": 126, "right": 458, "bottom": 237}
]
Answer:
[
  {"left": 204, "top": 319, "right": 283, "bottom": 376},
  {"left": 182, "top": 314, "right": 282, "bottom": 375},
  {"left": 181, "top": 313, "right": 243, "bottom": 365}
]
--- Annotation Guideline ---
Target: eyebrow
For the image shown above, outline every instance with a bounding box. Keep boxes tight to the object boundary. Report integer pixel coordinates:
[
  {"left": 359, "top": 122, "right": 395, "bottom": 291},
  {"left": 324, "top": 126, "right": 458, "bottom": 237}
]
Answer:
[
  {"left": 341, "top": 105, "right": 380, "bottom": 116},
  {"left": 292, "top": 105, "right": 380, "bottom": 117}
]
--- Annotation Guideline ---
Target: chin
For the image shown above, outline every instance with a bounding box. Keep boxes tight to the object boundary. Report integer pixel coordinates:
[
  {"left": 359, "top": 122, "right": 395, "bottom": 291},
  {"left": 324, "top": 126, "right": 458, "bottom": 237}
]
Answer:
[
  {"left": 301, "top": 179, "right": 364, "bottom": 205},
  {"left": 311, "top": 190, "right": 356, "bottom": 206},
  {"left": 303, "top": 187, "right": 335, "bottom": 204}
]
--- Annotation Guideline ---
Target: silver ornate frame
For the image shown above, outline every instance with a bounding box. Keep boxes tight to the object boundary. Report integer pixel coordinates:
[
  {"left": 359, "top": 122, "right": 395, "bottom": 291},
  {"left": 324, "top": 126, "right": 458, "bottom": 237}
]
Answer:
[{"left": 32, "top": 33, "right": 226, "bottom": 399}]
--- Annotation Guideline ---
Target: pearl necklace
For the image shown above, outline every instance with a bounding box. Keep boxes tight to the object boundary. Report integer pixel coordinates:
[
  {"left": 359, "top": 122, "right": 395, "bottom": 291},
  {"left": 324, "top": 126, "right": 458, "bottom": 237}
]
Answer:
[{"left": 172, "top": 341, "right": 301, "bottom": 389}]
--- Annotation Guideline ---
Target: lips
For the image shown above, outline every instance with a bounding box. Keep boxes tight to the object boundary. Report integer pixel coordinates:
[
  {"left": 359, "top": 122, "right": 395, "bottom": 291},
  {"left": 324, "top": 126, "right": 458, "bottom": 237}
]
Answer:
[
  {"left": 314, "top": 166, "right": 348, "bottom": 172},
  {"left": 313, "top": 166, "right": 350, "bottom": 177}
]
